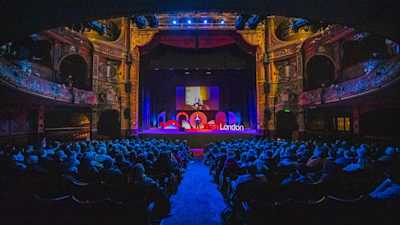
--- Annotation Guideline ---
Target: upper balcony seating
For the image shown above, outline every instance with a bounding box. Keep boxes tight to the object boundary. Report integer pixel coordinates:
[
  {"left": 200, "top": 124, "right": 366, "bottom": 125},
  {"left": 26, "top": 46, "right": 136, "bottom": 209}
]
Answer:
[
  {"left": 299, "top": 56, "right": 400, "bottom": 106},
  {"left": 0, "top": 57, "right": 96, "bottom": 106}
]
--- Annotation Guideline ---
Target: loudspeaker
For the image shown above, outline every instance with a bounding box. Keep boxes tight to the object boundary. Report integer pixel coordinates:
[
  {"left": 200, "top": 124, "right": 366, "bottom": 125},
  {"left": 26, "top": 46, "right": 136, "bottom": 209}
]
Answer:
[
  {"left": 125, "top": 82, "right": 132, "bottom": 93},
  {"left": 264, "top": 83, "right": 270, "bottom": 93},
  {"left": 264, "top": 108, "right": 271, "bottom": 121},
  {"left": 124, "top": 108, "right": 131, "bottom": 119}
]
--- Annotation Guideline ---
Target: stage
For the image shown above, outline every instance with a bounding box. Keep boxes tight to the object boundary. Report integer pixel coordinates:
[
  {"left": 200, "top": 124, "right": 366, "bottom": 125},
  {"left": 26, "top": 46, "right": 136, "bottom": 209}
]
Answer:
[{"left": 138, "top": 129, "right": 262, "bottom": 148}]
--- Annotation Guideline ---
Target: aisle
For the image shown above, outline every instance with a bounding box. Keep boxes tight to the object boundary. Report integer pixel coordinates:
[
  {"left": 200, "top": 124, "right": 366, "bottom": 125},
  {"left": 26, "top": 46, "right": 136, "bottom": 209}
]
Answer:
[{"left": 161, "top": 161, "right": 227, "bottom": 225}]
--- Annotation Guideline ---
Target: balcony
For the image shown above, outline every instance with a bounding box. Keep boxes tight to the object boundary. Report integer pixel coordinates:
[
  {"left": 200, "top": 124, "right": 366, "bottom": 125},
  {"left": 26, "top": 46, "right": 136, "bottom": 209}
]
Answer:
[
  {"left": 0, "top": 58, "right": 96, "bottom": 106},
  {"left": 299, "top": 56, "right": 400, "bottom": 106}
]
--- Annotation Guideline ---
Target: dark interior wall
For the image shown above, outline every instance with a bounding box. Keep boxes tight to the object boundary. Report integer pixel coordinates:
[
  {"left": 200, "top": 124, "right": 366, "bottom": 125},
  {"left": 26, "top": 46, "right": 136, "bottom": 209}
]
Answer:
[
  {"left": 2, "top": 0, "right": 400, "bottom": 44},
  {"left": 0, "top": 108, "right": 36, "bottom": 137},
  {"left": 360, "top": 109, "right": 400, "bottom": 138},
  {"left": 142, "top": 44, "right": 253, "bottom": 70},
  {"left": 342, "top": 35, "right": 388, "bottom": 68},
  {"left": 45, "top": 109, "right": 90, "bottom": 128},
  {"left": 139, "top": 44, "right": 256, "bottom": 128},
  {"left": 276, "top": 111, "right": 298, "bottom": 139}
]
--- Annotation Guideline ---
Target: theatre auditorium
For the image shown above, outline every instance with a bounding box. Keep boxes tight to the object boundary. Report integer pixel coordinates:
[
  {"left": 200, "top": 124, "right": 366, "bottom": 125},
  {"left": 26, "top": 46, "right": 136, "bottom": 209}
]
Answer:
[{"left": 0, "top": 1, "right": 400, "bottom": 225}]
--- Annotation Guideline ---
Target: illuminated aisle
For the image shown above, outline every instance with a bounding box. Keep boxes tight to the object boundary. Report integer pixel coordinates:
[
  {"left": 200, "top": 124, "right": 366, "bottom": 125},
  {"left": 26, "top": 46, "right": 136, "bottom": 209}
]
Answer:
[{"left": 161, "top": 161, "right": 227, "bottom": 225}]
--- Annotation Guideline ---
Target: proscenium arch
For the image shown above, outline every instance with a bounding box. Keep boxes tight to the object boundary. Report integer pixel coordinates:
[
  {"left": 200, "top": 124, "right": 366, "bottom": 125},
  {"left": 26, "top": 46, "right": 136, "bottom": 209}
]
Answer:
[{"left": 1, "top": 0, "right": 400, "bottom": 44}]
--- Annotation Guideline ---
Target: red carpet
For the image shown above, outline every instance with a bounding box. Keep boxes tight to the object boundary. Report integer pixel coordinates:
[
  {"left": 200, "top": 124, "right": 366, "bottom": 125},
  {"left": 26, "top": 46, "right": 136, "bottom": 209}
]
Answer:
[{"left": 191, "top": 148, "right": 204, "bottom": 158}]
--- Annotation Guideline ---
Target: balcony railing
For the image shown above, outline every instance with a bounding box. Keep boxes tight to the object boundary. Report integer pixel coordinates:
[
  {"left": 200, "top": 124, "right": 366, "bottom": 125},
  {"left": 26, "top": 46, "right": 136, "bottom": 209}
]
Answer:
[
  {"left": 299, "top": 56, "right": 400, "bottom": 106},
  {"left": 0, "top": 58, "right": 96, "bottom": 106}
]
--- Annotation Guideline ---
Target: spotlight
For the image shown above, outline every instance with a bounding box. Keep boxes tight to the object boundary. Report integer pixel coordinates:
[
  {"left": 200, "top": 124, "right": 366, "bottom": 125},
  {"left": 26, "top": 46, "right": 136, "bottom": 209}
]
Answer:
[
  {"left": 247, "top": 15, "right": 261, "bottom": 29},
  {"left": 172, "top": 20, "right": 177, "bottom": 25},
  {"left": 146, "top": 15, "right": 159, "bottom": 28},
  {"left": 203, "top": 19, "right": 208, "bottom": 24},
  {"left": 235, "top": 15, "right": 249, "bottom": 30},
  {"left": 220, "top": 20, "right": 225, "bottom": 24},
  {"left": 134, "top": 16, "right": 148, "bottom": 29},
  {"left": 187, "top": 19, "right": 192, "bottom": 24},
  {"left": 86, "top": 21, "right": 106, "bottom": 35},
  {"left": 291, "top": 18, "right": 311, "bottom": 32}
]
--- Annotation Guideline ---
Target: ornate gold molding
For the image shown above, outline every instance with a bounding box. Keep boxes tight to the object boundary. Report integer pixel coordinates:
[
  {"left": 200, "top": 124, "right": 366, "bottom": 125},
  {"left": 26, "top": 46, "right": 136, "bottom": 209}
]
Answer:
[
  {"left": 131, "top": 28, "right": 159, "bottom": 49},
  {"left": 238, "top": 23, "right": 267, "bottom": 130}
]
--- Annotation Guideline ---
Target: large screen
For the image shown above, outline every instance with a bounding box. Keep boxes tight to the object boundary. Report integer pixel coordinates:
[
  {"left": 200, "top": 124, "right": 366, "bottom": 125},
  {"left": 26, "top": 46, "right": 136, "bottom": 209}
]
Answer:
[{"left": 176, "top": 86, "right": 220, "bottom": 111}]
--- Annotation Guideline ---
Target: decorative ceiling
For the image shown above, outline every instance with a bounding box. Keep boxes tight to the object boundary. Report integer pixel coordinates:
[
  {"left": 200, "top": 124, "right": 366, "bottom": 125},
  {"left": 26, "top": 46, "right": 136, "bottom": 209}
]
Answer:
[{"left": 1, "top": 0, "right": 399, "bottom": 44}]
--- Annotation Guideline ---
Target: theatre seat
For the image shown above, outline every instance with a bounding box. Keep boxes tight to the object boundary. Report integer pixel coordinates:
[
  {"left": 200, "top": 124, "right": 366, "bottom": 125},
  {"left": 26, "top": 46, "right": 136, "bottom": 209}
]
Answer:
[{"left": 322, "top": 195, "right": 365, "bottom": 225}]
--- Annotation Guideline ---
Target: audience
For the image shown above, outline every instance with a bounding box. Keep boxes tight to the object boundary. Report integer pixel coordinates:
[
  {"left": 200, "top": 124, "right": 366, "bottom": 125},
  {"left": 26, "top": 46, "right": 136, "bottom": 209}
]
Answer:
[
  {"left": 205, "top": 138, "right": 400, "bottom": 224},
  {"left": 0, "top": 138, "right": 192, "bottom": 224}
]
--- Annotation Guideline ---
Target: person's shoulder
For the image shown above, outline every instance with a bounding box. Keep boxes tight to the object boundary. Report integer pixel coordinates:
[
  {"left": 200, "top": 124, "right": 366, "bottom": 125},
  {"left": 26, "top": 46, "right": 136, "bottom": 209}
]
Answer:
[{"left": 144, "top": 176, "right": 157, "bottom": 185}]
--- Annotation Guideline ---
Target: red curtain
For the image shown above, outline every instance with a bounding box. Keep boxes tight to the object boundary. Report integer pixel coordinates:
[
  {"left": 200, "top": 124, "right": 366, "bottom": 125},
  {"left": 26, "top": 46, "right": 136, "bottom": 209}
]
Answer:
[{"left": 140, "top": 30, "right": 256, "bottom": 55}]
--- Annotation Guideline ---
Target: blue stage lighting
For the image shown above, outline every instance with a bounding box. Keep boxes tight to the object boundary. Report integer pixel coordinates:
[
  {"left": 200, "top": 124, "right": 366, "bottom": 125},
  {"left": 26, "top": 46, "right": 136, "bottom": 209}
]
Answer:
[
  {"left": 235, "top": 15, "right": 249, "bottom": 30},
  {"left": 220, "top": 20, "right": 225, "bottom": 24},
  {"left": 247, "top": 15, "right": 261, "bottom": 29},
  {"left": 203, "top": 20, "right": 208, "bottom": 24},
  {"left": 146, "top": 15, "right": 159, "bottom": 28},
  {"left": 134, "top": 16, "right": 148, "bottom": 29},
  {"left": 187, "top": 20, "right": 192, "bottom": 24},
  {"left": 172, "top": 20, "right": 177, "bottom": 25}
]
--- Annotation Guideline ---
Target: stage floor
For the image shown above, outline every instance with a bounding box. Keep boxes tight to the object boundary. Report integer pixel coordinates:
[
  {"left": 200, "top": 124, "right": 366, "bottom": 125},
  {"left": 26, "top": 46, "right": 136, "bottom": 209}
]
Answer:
[
  {"left": 140, "top": 128, "right": 259, "bottom": 135},
  {"left": 138, "top": 129, "right": 261, "bottom": 148}
]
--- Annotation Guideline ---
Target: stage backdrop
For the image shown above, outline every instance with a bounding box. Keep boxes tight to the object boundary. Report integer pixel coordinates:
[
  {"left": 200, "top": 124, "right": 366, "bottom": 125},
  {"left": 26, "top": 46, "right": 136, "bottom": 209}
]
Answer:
[
  {"left": 139, "top": 44, "right": 256, "bottom": 130},
  {"left": 176, "top": 86, "right": 220, "bottom": 111}
]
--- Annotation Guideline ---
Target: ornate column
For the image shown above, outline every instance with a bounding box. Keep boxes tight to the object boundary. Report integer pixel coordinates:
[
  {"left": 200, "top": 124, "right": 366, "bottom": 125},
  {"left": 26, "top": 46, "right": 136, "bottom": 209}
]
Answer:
[
  {"left": 130, "top": 27, "right": 159, "bottom": 135},
  {"left": 238, "top": 23, "right": 266, "bottom": 133},
  {"left": 90, "top": 52, "right": 100, "bottom": 139},
  {"left": 266, "top": 61, "right": 278, "bottom": 134},
  {"left": 122, "top": 18, "right": 132, "bottom": 137},
  {"left": 264, "top": 16, "right": 307, "bottom": 137}
]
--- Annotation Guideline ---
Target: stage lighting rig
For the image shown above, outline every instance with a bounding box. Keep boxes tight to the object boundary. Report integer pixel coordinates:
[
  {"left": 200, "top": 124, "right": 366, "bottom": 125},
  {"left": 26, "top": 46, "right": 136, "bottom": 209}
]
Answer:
[
  {"left": 133, "top": 16, "right": 148, "bottom": 29},
  {"left": 85, "top": 21, "right": 107, "bottom": 35},
  {"left": 235, "top": 15, "right": 250, "bottom": 30},
  {"left": 247, "top": 15, "right": 261, "bottom": 29},
  {"left": 291, "top": 18, "right": 311, "bottom": 32},
  {"left": 146, "top": 15, "right": 159, "bottom": 28}
]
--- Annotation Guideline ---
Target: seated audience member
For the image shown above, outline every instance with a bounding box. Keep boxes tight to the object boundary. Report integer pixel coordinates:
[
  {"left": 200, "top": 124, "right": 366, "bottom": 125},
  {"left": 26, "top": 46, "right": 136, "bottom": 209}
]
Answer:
[
  {"left": 128, "top": 163, "right": 171, "bottom": 218},
  {"left": 280, "top": 167, "right": 307, "bottom": 186},
  {"left": 335, "top": 148, "right": 354, "bottom": 167},
  {"left": 369, "top": 169, "right": 400, "bottom": 200},
  {"left": 343, "top": 145, "right": 370, "bottom": 172},
  {"left": 306, "top": 146, "right": 326, "bottom": 170},
  {"left": 231, "top": 164, "right": 267, "bottom": 195},
  {"left": 101, "top": 158, "right": 123, "bottom": 184}
]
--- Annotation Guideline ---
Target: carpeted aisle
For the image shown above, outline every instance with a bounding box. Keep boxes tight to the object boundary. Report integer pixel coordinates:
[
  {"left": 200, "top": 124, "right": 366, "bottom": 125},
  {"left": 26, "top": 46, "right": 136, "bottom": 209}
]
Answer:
[{"left": 161, "top": 161, "right": 227, "bottom": 225}]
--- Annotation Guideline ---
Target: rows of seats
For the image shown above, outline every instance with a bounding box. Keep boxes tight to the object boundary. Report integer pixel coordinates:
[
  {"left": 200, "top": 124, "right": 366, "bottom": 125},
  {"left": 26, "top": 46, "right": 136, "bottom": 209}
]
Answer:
[
  {"left": 1, "top": 176, "right": 159, "bottom": 225},
  {"left": 0, "top": 138, "right": 192, "bottom": 225},
  {"left": 225, "top": 182, "right": 400, "bottom": 225},
  {"left": 204, "top": 138, "right": 400, "bottom": 225}
]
